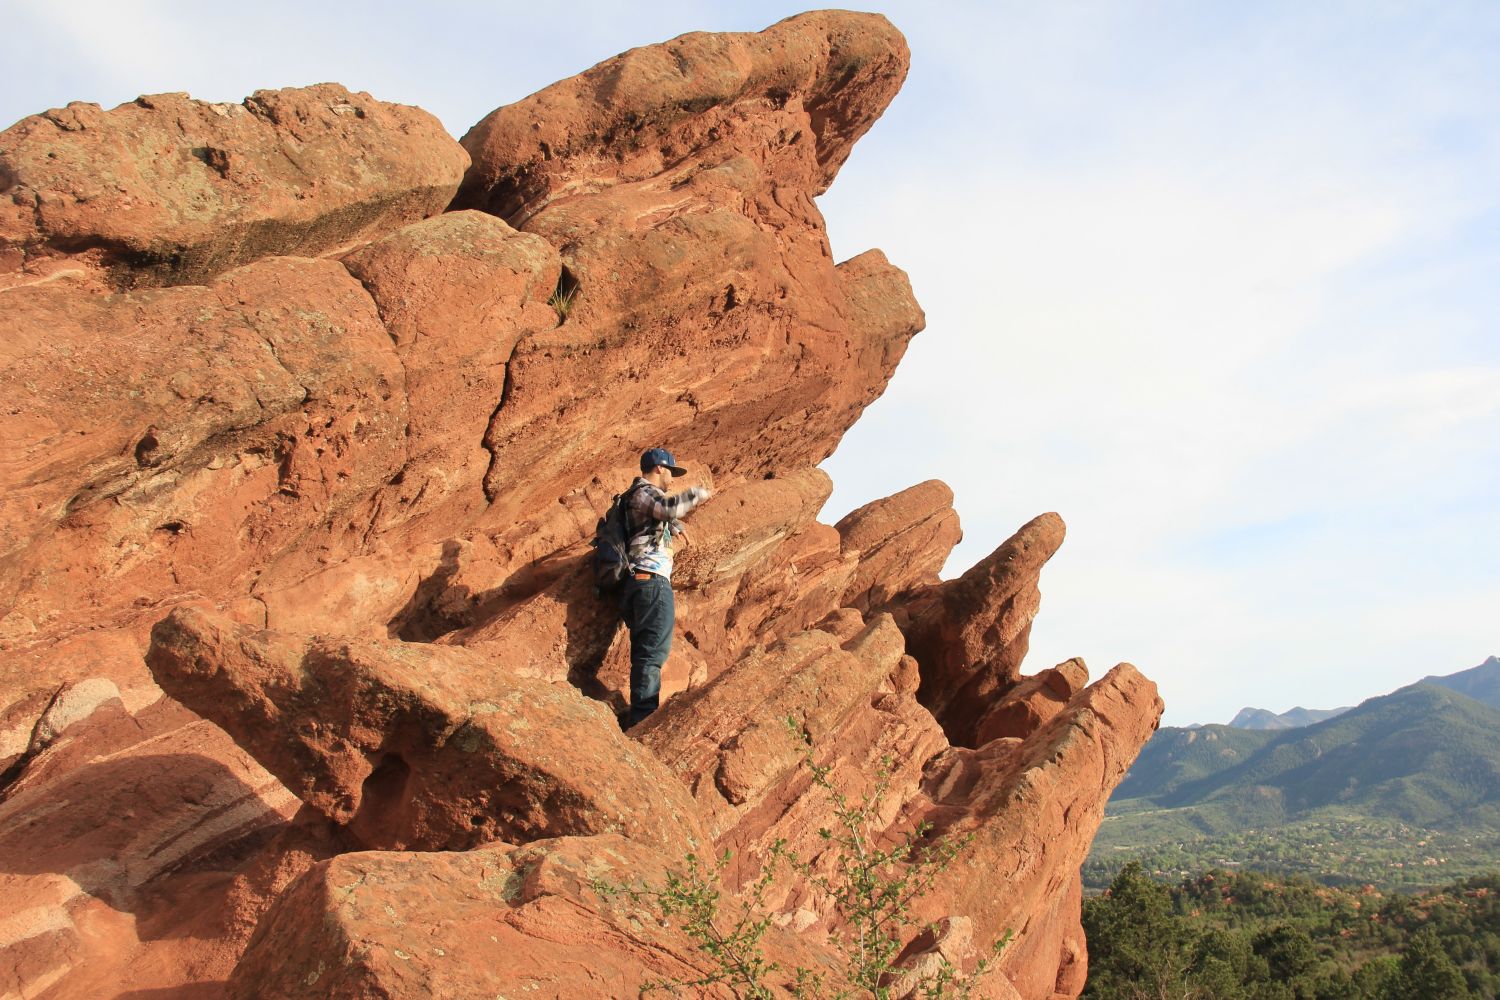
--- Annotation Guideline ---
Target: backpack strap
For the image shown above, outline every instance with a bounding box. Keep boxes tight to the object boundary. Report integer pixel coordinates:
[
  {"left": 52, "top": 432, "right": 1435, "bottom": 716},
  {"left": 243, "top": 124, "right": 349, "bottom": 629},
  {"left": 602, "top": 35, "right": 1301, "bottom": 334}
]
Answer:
[{"left": 620, "top": 480, "right": 653, "bottom": 539}]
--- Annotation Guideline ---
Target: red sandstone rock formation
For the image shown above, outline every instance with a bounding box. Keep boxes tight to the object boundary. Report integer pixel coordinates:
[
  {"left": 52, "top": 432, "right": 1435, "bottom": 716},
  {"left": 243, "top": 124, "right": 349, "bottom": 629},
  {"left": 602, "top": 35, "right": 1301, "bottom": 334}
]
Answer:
[
  {"left": 0, "top": 84, "right": 467, "bottom": 290},
  {"left": 0, "top": 11, "right": 1162, "bottom": 999},
  {"left": 836, "top": 479, "right": 963, "bottom": 612},
  {"left": 900, "top": 513, "right": 1069, "bottom": 747},
  {"left": 147, "top": 606, "right": 706, "bottom": 857},
  {"left": 225, "top": 834, "right": 841, "bottom": 999}
]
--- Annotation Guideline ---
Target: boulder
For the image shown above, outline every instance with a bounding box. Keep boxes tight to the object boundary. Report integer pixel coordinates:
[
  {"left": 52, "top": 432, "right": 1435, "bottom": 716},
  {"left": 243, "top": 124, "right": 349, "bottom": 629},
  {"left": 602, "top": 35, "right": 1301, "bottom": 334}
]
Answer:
[
  {"left": 146, "top": 607, "right": 706, "bottom": 857},
  {"left": 227, "top": 833, "right": 839, "bottom": 999},
  {"left": 0, "top": 85, "right": 467, "bottom": 289}
]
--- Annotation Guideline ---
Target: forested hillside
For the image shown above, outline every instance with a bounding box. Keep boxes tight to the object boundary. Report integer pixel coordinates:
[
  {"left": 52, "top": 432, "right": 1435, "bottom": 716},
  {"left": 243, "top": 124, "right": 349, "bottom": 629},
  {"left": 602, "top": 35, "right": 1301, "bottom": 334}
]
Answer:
[
  {"left": 1089, "top": 672, "right": 1500, "bottom": 890},
  {"left": 1428, "top": 657, "right": 1500, "bottom": 709},
  {"left": 1084, "top": 863, "right": 1498, "bottom": 999}
]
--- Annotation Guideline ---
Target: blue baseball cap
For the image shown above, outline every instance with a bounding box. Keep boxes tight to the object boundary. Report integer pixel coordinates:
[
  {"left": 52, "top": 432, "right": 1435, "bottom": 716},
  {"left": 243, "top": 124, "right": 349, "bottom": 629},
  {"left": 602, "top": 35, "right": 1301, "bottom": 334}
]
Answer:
[{"left": 640, "top": 447, "right": 687, "bottom": 476}]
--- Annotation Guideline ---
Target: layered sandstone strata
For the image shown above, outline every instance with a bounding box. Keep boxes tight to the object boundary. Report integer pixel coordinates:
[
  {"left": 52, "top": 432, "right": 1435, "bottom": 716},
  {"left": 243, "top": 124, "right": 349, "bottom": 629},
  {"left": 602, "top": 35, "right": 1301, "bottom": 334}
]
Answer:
[{"left": 0, "top": 11, "right": 1161, "bottom": 999}]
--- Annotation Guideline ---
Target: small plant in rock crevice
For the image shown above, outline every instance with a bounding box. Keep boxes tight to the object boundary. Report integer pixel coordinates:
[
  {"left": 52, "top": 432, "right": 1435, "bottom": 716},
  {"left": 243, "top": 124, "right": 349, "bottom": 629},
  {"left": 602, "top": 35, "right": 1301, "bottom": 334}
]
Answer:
[
  {"left": 595, "top": 716, "right": 1009, "bottom": 998},
  {"left": 547, "top": 269, "right": 580, "bottom": 323}
]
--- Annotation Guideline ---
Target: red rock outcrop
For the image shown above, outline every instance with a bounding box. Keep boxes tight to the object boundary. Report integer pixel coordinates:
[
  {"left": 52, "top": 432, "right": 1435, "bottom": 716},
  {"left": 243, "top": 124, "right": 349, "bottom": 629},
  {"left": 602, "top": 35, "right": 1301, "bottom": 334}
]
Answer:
[
  {"left": 0, "top": 84, "right": 467, "bottom": 290},
  {"left": 836, "top": 479, "right": 963, "bottom": 612},
  {"left": 0, "top": 10, "right": 1164, "bottom": 1000},
  {"left": 457, "top": 10, "right": 910, "bottom": 219},
  {"left": 147, "top": 606, "right": 705, "bottom": 856},
  {"left": 973, "top": 657, "right": 1091, "bottom": 746},
  {"left": 899, "top": 513, "right": 1068, "bottom": 747},
  {"left": 227, "top": 833, "right": 843, "bottom": 999},
  {"left": 0, "top": 692, "right": 298, "bottom": 997},
  {"left": 0, "top": 256, "right": 406, "bottom": 641},
  {"left": 911, "top": 662, "right": 1164, "bottom": 997}
]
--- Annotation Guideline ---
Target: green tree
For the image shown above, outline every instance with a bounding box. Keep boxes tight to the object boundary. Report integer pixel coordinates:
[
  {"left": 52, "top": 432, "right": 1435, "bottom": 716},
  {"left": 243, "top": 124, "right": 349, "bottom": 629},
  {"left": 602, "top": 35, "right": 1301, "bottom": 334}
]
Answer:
[
  {"left": 1084, "top": 861, "right": 1500, "bottom": 999},
  {"left": 1250, "top": 923, "right": 1318, "bottom": 998},
  {"left": 1389, "top": 928, "right": 1471, "bottom": 1000},
  {"left": 1082, "top": 862, "right": 1195, "bottom": 999},
  {"left": 1349, "top": 956, "right": 1399, "bottom": 1000},
  {"left": 1190, "top": 928, "right": 1248, "bottom": 999}
]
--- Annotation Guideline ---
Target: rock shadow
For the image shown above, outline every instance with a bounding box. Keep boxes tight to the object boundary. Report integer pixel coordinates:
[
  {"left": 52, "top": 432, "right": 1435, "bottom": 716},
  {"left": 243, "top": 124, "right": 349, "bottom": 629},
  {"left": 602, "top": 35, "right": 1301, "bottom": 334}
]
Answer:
[
  {"left": 559, "top": 557, "right": 627, "bottom": 711},
  {"left": 0, "top": 751, "right": 291, "bottom": 931},
  {"left": 387, "top": 539, "right": 469, "bottom": 641},
  {"left": 386, "top": 542, "right": 627, "bottom": 713}
]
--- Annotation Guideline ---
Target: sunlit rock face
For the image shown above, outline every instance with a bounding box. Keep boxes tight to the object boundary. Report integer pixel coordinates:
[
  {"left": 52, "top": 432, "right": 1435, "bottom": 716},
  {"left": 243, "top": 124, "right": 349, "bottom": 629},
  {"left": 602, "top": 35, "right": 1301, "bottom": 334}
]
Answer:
[{"left": 0, "top": 11, "right": 1161, "bottom": 999}]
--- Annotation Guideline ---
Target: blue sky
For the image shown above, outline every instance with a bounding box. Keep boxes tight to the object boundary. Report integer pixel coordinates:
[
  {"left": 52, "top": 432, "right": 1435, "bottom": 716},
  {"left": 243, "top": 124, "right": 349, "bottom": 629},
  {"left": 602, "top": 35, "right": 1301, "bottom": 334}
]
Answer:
[{"left": 5, "top": 2, "right": 1496, "bottom": 725}]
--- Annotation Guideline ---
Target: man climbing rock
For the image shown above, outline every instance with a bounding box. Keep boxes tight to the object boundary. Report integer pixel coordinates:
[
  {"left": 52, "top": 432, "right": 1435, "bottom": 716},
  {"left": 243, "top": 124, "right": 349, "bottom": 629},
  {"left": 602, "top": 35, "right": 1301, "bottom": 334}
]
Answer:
[{"left": 619, "top": 447, "right": 711, "bottom": 727}]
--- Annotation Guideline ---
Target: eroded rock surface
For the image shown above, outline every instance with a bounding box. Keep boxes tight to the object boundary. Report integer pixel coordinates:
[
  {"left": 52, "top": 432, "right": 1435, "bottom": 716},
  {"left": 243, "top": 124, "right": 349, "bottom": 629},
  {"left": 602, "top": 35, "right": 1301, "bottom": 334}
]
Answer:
[
  {"left": 457, "top": 10, "right": 910, "bottom": 219},
  {"left": 0, "top": 84, "right": 467, "bottom": 289},
  {"left": 229, "top": 833, "right": 844, "bottom": 1000},
  {"left": 836, "top": 478, "right": 963, "bottom": 612},
  {"left": 0, "top": 256, "right": 405, "bottom": 640},
  {"left": 900, "top": 512, "right": 1068, "bottom": 747},
  {"left": 0, "top": 11, "right": 1164, "bottom": 1000},
  {"left": 147, "top": 606, "right": 705, "bottom": 857},
  {"left": 909, "top": 662, "right": 1164, "bottom": 995},
  {"left": 340, "top": 210, "right": 560, "bottom": 540}
]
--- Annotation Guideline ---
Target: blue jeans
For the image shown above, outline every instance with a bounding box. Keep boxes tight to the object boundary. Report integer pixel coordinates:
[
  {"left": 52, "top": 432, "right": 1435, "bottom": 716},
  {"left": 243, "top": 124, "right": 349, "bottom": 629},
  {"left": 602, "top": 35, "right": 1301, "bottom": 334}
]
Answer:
[{"left": 620, "top": 574, "right": 673, "bottom": 726}]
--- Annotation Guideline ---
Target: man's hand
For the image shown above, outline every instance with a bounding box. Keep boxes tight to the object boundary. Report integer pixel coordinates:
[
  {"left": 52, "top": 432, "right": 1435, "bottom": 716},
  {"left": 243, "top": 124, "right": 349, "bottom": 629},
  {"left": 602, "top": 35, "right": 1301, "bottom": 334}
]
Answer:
[{"left": 675, "top": 526, "right": 691, "bottom": 545}]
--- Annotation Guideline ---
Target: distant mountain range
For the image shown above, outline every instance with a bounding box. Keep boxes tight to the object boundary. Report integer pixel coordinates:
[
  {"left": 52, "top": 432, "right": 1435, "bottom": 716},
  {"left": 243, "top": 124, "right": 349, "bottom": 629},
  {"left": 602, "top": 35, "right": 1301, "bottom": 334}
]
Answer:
[
  {"left": 1087, "top": 656, "right": 1500, "bottom": 890},
  {"left": 1424, "top": 655, "right": 1500, "bottom": 708},
  {"left": 1226, "top": 704, "right": 1350, "bottom": 729},
  {"left": 1221, "top": 654, "right": 1499, "bottom": 729}
]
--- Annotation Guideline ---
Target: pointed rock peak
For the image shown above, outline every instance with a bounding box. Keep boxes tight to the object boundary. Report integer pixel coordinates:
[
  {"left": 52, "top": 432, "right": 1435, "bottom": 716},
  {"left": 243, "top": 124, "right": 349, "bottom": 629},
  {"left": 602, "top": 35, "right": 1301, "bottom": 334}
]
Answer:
[
  {"left": 455, "top": 10, "right": 910, "bottom": 223},
  {"left": 899, "top": 512, "right": 1067, "bottom": 747},
  {"left": 947, "top": 511, "right": 1065, "bottom": 611},
  {"left": 835, "top": 479, "right": 956, "bottom": 549}
]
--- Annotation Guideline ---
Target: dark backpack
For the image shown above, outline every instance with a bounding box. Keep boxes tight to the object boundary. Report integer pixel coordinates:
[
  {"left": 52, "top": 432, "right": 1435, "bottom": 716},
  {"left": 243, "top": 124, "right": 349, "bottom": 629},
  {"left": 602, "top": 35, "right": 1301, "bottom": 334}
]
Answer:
[{"left": 592, "top": 482, "right": 648, "bottom": 595}]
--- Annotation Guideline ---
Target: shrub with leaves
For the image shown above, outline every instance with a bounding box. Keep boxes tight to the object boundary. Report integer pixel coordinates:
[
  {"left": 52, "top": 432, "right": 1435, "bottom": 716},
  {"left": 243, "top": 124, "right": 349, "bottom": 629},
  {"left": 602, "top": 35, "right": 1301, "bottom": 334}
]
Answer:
[
  {"left": 598, "top": 843, "right": 789, "bottom": 998},
  {"left": 597, "top": 716, "right": 1007, "bottom": 998}
]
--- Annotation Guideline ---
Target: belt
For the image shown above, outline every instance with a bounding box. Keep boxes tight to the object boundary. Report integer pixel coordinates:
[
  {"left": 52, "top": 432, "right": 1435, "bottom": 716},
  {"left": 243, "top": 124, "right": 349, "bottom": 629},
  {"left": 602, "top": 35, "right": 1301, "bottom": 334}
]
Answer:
[{"left": 633, "top": 572, "right": 654, "bottom": 580}]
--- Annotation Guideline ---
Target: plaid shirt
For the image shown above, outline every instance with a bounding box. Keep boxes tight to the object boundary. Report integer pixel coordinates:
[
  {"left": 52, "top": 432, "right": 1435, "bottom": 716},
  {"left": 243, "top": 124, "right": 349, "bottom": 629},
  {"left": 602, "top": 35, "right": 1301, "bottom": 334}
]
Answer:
[{"left": 625, "top": 477, "right": 709, "bottom": 579}]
